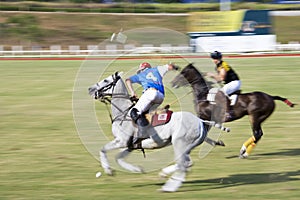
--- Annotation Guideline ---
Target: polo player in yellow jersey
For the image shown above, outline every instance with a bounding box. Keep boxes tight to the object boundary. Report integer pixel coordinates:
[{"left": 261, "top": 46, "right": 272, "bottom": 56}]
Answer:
[{"left": 206, "top": 51, "right": 241, "bottom": 120}]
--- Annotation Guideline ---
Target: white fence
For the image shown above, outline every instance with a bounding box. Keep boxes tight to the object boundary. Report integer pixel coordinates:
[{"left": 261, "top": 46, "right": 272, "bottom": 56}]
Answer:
[
  {"left": 0, "top": 42, "right": 299, "bottom": 56},
  {"left": 0, "top": 44, "right": 194, "bottom": 56}
]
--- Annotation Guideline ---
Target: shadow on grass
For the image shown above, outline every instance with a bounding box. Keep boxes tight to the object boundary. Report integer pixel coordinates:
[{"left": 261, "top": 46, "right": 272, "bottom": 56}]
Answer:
[
  {"left": 226, "top": 148, "right": 300, "bottom": 159},
  {"left": 181, "top": 169, "right": 300, "bottom": 191},
  {"left": 252, "top": 148, "right": 300, "bottom": 157},
  {"left": 133, "top": 169, "right": 300, "bottom": 191}
]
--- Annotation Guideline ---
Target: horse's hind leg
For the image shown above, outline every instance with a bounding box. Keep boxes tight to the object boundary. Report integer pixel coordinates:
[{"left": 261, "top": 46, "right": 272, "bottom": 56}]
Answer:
[
  {"left": 159, "top": 155, "right": 192, "bottom": 178},
  {"left": 240, "top": 115, "right": 264, "bottom": 158},
  {"left": 161, "top": 132, "right": 203, "bottom": 192},
  {"left": 239, "top": 136, "right": 256, "bottom": 158},
  {"left": 159, "top": 164, "right": 178, "bottom": 179},
  {"left": 161, "top": 162, "right": 186, "bottom": 192}
]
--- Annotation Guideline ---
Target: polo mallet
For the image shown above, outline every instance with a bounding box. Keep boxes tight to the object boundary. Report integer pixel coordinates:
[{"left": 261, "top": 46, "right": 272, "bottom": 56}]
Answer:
[{"left": 110, "top": 29, "right": 127, "bottom": 44}]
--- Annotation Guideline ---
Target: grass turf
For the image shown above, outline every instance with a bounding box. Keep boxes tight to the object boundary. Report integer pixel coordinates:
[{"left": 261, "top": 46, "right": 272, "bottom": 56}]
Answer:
[{"left": 0, "top": 56, "right": 299, "bottom": 199}]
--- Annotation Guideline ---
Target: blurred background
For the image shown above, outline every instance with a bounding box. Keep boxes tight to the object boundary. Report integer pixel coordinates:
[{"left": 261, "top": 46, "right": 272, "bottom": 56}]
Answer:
[
  {"left": 0, "top": 0, "right": 299, "bottom": 55},
  {"left": 1, "top": 1, "right": 300, "bottom": 199}
]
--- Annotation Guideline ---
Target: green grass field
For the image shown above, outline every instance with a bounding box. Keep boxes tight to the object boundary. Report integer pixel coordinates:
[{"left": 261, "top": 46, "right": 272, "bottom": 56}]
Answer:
[{"left": 0, "top": 56, "right": 300, "bottom": 199}]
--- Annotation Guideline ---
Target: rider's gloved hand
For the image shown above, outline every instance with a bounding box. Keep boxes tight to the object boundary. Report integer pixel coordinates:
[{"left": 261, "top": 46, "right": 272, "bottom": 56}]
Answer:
[
  {"left": 130, "top": 95, "right": 139, "bottom": 103},
  {"left": 173, "top": 65, "right": 180, "bottom": 71},
  {"left": 169, "top": 63, "right": 180, "bottom": 71}
]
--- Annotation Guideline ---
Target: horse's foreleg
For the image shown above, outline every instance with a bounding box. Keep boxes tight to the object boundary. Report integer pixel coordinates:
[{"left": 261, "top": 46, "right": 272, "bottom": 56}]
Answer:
[
  {"left": 116, "top": 149, "right": 144, "bottom": 173},
  {"left": 100, "top": 138, "right": 125, "bottom": 175},
  {"left": 100, "top": 150, "right": 114, "bottom": 175}
]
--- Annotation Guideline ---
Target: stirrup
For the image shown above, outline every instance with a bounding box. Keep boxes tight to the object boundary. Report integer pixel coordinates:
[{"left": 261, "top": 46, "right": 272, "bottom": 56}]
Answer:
[
  {"left": 133, "top": 137, "right": 146, "bottom": 145},
  {"left": 128, "top": 137, "right": 143, "bottom": 150}
]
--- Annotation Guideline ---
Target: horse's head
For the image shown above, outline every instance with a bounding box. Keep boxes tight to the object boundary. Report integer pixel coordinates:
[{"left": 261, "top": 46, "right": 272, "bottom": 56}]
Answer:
[
  {"left": 171, "top": 63, "right": 202, "bottom": 88},
  {"left": 88, "top": 71, "right": 123, "bottom": 100},
  {"left": 171, "top": 63, "right": 212, "bottom": 97}
]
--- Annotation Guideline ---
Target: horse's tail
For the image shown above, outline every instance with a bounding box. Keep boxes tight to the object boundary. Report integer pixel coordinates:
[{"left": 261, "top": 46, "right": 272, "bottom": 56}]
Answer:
[{"left": 272, "top": 96, "right": 296, "bottom": 107}]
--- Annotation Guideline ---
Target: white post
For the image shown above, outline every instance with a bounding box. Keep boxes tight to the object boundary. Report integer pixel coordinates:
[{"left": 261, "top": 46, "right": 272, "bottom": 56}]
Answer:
[{"left": 220, "top": 0, "right": 231, "bottom": 11}]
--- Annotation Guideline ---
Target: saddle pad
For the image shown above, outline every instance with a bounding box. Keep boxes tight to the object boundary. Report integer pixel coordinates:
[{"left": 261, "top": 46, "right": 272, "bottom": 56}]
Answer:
[
  {"left": 207, "top": 88, "right": 239, "bottom": 106},
  {"left": 151, "top": 110, "right": 173, "bottom": 127},
  {"left": 207, "top": 88, "right": 219, "bottom": 104}
]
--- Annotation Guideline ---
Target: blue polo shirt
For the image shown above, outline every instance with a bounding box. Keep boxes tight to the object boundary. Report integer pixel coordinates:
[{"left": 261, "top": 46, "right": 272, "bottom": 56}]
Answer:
[{"left": 129, "top": 67, "right": 165, "bottom": 95}]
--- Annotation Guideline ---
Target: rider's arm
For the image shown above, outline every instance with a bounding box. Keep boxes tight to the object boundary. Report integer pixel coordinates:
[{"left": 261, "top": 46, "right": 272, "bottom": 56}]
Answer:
[
  {"left": 157, "top": 63, "right": 178, "bottom": 77},
  {"left": 125, "top": 78, "right": 137, "bottom": 97},
  {"left": 218, "top": 68, "right": 227, "bottom": 81},
  {"left": 168, "top": 63, "right": 179, "bottom": 70},
  {"left": 207, "top": 68, "right": 226, "bottom": 82}
]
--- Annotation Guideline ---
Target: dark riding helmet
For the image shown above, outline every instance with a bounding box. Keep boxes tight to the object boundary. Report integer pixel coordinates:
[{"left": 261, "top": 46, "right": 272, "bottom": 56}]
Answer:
[{"left": 210, "top": 51, "right": 222, "bottom": 60}]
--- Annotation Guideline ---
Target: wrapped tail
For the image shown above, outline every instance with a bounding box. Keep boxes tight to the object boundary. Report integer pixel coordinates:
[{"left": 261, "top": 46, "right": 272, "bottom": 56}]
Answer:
[{"left": 272, "top": 96, "right": 296, "bottom": 107}]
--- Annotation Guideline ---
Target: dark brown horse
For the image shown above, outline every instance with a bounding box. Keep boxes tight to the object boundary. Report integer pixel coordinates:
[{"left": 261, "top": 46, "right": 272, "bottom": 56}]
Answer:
[{"left": 171, "top": 63, "right": 295, "bottom": 158}]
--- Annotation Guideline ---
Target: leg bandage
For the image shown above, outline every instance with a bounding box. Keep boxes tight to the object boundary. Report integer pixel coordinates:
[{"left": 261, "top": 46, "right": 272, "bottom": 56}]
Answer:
[
  {"left": 246, "top": 142, "right": 256, "bottom": 155},
  {"left": 243, "top": 136, "right": 255, "bottom": 148}
]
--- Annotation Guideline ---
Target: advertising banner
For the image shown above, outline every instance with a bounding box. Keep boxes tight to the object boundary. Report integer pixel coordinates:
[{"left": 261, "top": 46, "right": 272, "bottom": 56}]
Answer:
[{"left": 188, "top": 10, "right": 276, "bottom": 52}]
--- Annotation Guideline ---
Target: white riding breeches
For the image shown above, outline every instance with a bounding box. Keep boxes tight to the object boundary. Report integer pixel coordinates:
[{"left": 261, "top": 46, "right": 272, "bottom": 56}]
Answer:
[
  {"left": 134, "top": 88, "right": 164, "bottom": 114},
  {"left": 222, "top": 80, "right": 241, "bottom": 96}
]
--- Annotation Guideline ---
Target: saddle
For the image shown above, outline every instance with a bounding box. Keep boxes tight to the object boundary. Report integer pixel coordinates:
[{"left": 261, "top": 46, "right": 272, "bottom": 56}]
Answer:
[
  {"left": 207, "top": 88, "right": 240, "bottom": 106},
  {"left": 145, "top": 107, "right": 173, "bottom": 127}
]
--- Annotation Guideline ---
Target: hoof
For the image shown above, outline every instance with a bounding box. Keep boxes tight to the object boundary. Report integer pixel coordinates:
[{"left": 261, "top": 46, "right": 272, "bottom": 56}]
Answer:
[
  {"left": 216, "top": 140, "right": 225, "bottom": 146},
  {"left": 133, "top": 166, "right": 145, "bottom": 173},
  {"left": 159, "top": 171, "right": 168, "bottom": 179},
  {"left": 160, "top": 178, "right": 182, "bottom": 192},
  {"left": 104, "top": 168, "right": 114, "bottom": 176},
  {"left": 239, "top": 145, "right": 247, "bottom": 159},
  {"left": 239, "top": 152, "right": 249, "bottom": 159}
]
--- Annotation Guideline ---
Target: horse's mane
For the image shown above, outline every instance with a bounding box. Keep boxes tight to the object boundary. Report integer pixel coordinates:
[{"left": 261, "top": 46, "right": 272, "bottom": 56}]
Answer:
[
  {"left": 113, "top": 75, "right": 129, "bottom": 95},
  {"left": 182, "top": 64, "right": 209, "bottom": 95}
]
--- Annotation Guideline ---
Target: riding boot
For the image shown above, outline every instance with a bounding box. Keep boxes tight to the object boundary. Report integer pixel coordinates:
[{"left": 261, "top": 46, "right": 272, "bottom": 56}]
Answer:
[
  {"left": 133, "top": 115, "right": 149, "bottom": 146},
  {"left": 129, "top": 108, "right": 149, "bottom": 149}
]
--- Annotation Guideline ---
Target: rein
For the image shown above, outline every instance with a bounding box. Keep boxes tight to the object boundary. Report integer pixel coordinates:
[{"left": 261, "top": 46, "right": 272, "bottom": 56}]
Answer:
[
  {"left": 96, "top": 76, "right": 135, "bottom": 125},
  {"left": 99, "top": 93, "right": 135, "bottom": 124}
]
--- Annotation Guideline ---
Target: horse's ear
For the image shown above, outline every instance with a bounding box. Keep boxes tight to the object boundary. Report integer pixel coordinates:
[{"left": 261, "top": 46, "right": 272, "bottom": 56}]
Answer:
[
  {"left": 188, "top": 63, "right": 195, "bottom": 68},
  {"left": 183, "top": 63, "right": 194, "bottom": 71},
  {"left": 114, "top": 71, "right": 123, "bottom": 81},
  {"left": 116, "top": 71, "right": 123, "bottom": 77}
]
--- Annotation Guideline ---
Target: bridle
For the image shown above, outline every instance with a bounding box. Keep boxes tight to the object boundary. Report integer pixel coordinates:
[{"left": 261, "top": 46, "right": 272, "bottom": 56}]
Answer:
[{"left": 93, "top": 73, "right": 136, "bottom": 124}]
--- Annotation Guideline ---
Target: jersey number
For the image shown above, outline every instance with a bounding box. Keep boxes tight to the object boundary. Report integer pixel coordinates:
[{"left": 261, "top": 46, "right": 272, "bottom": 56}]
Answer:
[{"left": 146, "top": 72, "right": 157, "bottom": 82}]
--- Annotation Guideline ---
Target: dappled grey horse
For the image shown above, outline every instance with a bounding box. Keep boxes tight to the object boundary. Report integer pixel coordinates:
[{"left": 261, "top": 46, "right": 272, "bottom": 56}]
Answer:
[{"left": 88, "top": 72, "right": 228, "bottom": 192}]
